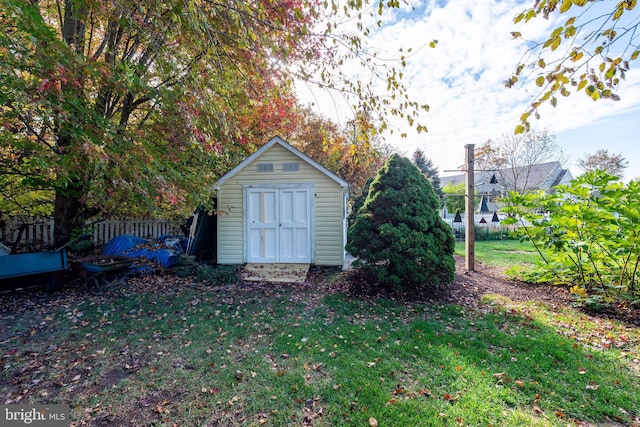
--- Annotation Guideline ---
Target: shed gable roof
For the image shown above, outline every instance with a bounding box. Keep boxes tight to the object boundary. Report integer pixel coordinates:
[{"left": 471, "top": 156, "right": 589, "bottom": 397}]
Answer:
[{"left": 215, "top": 136, "right": 349, "bottom": 189}]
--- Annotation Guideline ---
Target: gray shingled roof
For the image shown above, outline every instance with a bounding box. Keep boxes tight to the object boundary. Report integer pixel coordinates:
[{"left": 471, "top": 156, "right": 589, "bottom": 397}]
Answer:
[{"left": 441, "top": 161, "right": 573, "bottom": 194}]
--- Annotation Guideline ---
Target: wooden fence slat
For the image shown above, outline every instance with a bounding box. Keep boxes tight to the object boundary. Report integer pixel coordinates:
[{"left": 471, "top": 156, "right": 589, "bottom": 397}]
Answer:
[{"left": 1, "top": 217, "right": 183, "bottom": 251}]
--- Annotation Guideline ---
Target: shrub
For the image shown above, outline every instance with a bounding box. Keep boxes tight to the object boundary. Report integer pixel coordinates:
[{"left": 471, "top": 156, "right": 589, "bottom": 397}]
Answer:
[
  {"left": 474, "top": 228, "right": 517, "bottom": 241},
  {"left": 502, "top": 170, "right": 640, "bottom": 308},
  {"left": 346, "top": 154, "right": 455, "bottom": 292}
]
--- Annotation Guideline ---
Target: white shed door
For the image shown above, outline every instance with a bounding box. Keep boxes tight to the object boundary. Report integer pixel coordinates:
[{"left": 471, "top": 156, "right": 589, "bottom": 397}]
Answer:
[{"left": 247, "top": 187, "right": 311, "bottom": 263}]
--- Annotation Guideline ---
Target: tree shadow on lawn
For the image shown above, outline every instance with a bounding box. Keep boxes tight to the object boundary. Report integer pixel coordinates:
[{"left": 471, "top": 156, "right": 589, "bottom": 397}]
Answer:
[
  {"left": 0, "top": 269, "right": 638, "bottom": 426},
  {"left": 308, "top": 293, "right": 639, "bottom": 426},
  {"left": 343, "top": 255, "right": 640, "bottom": 328}
]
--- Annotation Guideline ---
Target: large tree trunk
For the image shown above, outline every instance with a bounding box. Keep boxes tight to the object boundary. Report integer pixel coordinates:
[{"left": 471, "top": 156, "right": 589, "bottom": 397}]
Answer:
[
  {"left": 52, "top": 190, "right": 84, "bottom": 246},
  {"left": 51, "top": 0, "right": 89, "bottom": 246}
]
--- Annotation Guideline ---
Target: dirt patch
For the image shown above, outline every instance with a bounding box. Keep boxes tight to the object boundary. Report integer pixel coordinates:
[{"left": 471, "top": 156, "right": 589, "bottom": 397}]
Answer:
[
  {"left": 443, "top": 256, "right": 639, "bottom": 326},
  {"left": 340, "top": 255, "right": 639, "bottom": 326},
  {"left": 445, "top": 255, "right": 573, "bottom": 308}
]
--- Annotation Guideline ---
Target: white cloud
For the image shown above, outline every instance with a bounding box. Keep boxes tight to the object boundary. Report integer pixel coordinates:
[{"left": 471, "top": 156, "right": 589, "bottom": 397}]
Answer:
[{"left": 297, "top": 0, "right": 640, "bottom": 179}]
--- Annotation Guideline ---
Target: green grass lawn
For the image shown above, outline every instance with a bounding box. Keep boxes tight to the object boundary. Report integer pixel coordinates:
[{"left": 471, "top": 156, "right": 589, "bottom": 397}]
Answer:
[
  {"left": 455, "top": 239, "right": 543, "bottom": 270},
  {"left": 1, "top": 272, "right": 638, "bottom": 426}
]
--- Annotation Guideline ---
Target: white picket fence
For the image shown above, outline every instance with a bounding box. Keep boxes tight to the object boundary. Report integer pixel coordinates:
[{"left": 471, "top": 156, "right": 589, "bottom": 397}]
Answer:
[{"left": 0, "top": 217, "right": 183, "bottom": 251}]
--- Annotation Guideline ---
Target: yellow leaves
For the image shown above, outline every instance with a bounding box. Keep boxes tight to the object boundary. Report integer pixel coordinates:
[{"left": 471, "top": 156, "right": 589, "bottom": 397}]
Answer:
[
  {"left": 513, "top": 9, "right": 537, "bottom": 24},
  {"left": 535, "top": 76, "right": 546, "bottom": 87},
  {"left": 569, "top": 50, "right": 583, "bottom": 62},
  {"left": 511, "top": 31, "right": 521, "bottom": 39},
  {"left": 602, "top": 28, "right": 617, "bottom": 41},
  {"left": 577, "top": 79, "right": 588, "bottom": 91},
  {"left": 525, "top": 9, "right": 537, "bottom": 22},
  {"left": 504, "top": 76, "right": 518, "bottom": 88},
  {"left": 564, "top": 25, "right": 576, "bottom": 38},
  {"left": 429, "top": 40, "right": 438, "bottom": 48},
  {"left": 543, "top": 31, "right": 562, "bottom": 51},
  {"left": 559, "top": 0, "right": 572, "bottom": 13},
  {"left": 514, "top": 12, "right": 525, "bottom": 24},
  {"left": 613, "top": 6, "right": 624, "bottom": 20},
  {"left": 550, "top": 27, "right": 564, "bottom": 39}
]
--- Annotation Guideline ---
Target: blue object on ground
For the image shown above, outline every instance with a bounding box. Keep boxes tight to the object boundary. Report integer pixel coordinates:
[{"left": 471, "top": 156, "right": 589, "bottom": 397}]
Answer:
[
  {"left": 0, "top": 250, "right": 67, "bottom": 279},
  {"left": 103, "top": 235, "right": 182, "bottom": 268}
]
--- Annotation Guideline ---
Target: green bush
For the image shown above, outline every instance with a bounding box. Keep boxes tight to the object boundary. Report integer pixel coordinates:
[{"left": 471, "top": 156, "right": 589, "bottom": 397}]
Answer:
[
  {"left": 502, "top": 170, "right": 640, "bottom": 308},
  {"left": 346, "top": 154, "right": 455, "bottom": 292},
  {"left": 474, "top": 228, "right": 516, "bottom": 241}
]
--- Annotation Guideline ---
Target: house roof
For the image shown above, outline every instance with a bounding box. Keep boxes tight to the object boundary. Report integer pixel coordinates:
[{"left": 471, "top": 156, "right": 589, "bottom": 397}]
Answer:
[
  {"left": 215, "top": 136, "right": 349, "bottom": 189},
  {"left": 441, "top": 161, "right": 573, "bottom": 194}
]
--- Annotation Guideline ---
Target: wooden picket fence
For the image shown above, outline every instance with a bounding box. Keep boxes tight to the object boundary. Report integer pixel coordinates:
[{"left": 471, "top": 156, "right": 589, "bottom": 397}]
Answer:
[{"left": 0, "top": 217, "right": 183, "bottom": 252}]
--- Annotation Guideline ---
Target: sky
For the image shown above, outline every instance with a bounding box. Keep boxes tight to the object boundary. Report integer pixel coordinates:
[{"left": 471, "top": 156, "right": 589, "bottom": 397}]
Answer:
[{"left": 296, "top": 0, "right": 640, "bottom": 181}]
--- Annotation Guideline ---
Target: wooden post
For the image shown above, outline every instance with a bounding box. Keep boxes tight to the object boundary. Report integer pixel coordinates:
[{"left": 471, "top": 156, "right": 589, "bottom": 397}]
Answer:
[{"left": 465, "top": 144, "right": 475, "bottom": 272}]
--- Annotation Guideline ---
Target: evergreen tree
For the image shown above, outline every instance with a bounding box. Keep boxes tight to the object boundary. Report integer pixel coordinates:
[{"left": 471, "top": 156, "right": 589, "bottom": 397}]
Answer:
[
  {"left": 346, "top": 154, "right": 455, "bottom": 291},
  {"left": 347, "top": 176, "right": 374, "bottom": 226},
  {"left": 412, "top": 149, "right": 443, "bottom": 202}
]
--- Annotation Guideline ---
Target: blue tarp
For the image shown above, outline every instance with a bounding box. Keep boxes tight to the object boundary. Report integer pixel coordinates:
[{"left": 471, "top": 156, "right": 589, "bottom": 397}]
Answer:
[{"left": 103, "top": 235, "right": 183, "bottom": 269}]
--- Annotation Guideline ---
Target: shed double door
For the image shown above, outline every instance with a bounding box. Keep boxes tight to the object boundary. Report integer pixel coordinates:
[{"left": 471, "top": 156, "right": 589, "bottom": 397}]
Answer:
[{"left": 246, "top": 187, "right": 312, "bottom": 263}]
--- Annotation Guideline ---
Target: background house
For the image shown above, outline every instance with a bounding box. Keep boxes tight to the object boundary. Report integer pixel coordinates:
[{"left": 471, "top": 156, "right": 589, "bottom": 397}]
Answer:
[
  {"left": 441, "top": 161, "right": 573, "bottom": 197},
  {"left": 215, "top": 136, "right": 349, "bottom": 268},
  {"left": 441, "top": 161, "right": 573, "bottom": 227}
]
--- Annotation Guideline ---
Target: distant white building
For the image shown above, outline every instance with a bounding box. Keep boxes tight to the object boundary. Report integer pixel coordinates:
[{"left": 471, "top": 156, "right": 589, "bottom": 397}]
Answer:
[
  {"left": 441, "top": 161, "right": 573, "bottom": 226},
  {"left": 441, "top": 161, "right": 573, "bottom": 196}
]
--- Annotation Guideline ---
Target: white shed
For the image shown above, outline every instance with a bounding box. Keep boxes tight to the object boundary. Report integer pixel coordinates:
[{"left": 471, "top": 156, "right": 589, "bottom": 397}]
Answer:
[{"left": 215, "top": 136, "right": 349, "bottom": 268}]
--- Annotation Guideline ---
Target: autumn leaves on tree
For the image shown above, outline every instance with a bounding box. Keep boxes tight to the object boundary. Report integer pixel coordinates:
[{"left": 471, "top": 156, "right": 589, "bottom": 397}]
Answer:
[{"left": 0, "top": 0, "right": 425, "bottom": 243}]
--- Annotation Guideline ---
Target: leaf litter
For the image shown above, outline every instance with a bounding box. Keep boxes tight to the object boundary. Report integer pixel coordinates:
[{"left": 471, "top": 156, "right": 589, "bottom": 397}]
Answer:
[{"left": 0, "top": 257, "right": 638, "bottom": 425}]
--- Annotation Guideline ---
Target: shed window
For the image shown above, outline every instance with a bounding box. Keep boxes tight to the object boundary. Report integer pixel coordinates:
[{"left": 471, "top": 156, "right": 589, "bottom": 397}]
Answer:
[
  {"left": 257, "top": 163, "right": 274, "bottom": 172},
  {"left": 282, "top": 162, "right": 299, "bottom": 172}
]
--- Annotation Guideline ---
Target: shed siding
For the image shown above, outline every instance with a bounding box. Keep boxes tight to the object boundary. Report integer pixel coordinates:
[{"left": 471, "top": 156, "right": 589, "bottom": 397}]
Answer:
[{"left": 217, "top": 144, "right": 346, "bottom": 266}]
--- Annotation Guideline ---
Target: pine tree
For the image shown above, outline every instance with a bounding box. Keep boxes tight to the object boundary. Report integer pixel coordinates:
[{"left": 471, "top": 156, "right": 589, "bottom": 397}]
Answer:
[
  {"left": 412, "top": 148, "right": 443, "bottom": 202},
  {"left": 346, "top": 154, "right": 455, "bottom": 292},
  {"left": 347, "top": 176, "right": 374, "bottom": 226}
]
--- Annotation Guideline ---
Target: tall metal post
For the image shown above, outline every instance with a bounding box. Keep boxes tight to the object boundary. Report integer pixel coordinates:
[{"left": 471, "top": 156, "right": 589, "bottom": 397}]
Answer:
[{"left": 465, "top": 144, "right": 475, "bottom": 271}]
